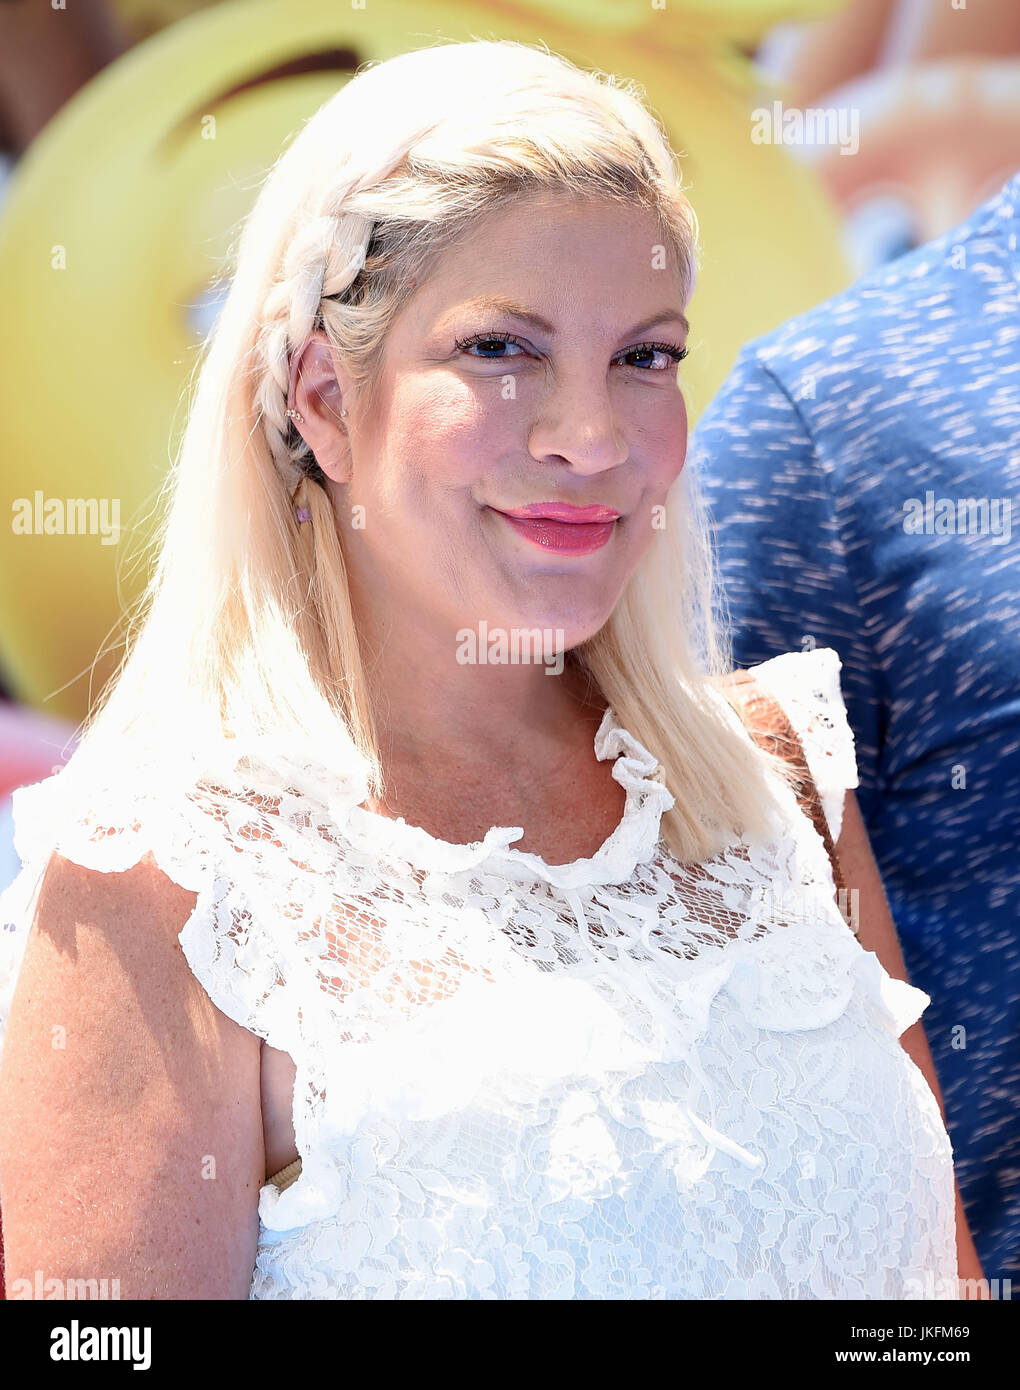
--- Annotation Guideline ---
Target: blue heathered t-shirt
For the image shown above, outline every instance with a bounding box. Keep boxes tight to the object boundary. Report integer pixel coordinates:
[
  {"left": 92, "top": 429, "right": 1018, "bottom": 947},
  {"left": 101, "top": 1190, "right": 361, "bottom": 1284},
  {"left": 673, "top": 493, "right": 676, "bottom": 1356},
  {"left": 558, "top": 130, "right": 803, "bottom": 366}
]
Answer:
[{"left": 690, "top": 170, "right": 1020, "bottom": 1281}]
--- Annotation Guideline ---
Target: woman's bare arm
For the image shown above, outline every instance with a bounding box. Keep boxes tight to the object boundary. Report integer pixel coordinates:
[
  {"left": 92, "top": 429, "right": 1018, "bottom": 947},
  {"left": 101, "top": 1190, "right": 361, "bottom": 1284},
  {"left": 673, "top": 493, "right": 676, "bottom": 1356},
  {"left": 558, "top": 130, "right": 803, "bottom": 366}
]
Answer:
[
  {"left": 0, "top": 849, "right": 264, "bottom": 1299},
  {"left": 835, "top": 789, "right": 986, "bottom": 1294}
]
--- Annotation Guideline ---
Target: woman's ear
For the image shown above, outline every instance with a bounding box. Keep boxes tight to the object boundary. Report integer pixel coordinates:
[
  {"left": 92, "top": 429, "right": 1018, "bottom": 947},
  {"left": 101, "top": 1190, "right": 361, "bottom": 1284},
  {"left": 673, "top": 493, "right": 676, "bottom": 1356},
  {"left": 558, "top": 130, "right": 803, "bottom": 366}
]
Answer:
[{"left": 287, "top": 330, "right": 353, "bottom": 483}]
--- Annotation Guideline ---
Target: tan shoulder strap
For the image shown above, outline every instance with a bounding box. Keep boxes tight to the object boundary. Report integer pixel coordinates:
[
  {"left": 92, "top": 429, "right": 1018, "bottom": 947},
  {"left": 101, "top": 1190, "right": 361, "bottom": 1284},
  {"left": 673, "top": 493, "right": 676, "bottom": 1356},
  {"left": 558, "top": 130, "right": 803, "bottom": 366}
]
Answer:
[
  {"left": 267, "top": 1156, "right": 302, "bottom": 1192},
  {"left": 719, "top": 667, "right": 849, "bottom": 902}
]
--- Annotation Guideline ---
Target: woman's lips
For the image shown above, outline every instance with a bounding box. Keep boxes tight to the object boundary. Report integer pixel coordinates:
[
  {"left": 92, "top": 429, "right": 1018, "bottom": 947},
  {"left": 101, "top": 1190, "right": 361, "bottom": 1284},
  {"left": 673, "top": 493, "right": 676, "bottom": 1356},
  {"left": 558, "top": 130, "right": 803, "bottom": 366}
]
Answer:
[
  {"left": 492, "top": 502, "right": 620, "bottom": 555},
  {"left": 500, "top": 502, "right": 621, "bottom": 523}
]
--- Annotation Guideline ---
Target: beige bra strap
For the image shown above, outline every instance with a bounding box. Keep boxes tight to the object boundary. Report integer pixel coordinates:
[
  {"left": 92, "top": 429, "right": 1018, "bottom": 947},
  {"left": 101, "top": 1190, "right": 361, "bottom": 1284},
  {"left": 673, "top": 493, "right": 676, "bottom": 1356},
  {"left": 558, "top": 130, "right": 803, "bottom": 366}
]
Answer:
[{"left": 267, "top": 1157, "right": 302, "bottom": 1191}]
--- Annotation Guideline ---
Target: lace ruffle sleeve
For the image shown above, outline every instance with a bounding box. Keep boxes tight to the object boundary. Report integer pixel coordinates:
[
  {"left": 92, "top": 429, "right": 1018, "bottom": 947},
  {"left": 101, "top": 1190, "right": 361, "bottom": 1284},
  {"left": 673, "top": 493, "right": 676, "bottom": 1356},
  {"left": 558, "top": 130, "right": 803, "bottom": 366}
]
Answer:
[
  {"left": 746, "top": 646, "right": 860, "bottom": 843},
  {"left": 0, "top": 755, "right": 306, "bottom": 1064}
]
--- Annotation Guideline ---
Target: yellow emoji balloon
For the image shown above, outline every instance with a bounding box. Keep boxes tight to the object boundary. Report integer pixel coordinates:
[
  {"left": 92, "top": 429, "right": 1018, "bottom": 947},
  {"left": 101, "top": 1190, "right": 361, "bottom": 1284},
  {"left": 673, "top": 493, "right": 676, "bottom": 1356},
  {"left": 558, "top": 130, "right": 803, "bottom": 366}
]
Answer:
[{"left": 1, "top": 0, "right": 850, "bottom": 722}]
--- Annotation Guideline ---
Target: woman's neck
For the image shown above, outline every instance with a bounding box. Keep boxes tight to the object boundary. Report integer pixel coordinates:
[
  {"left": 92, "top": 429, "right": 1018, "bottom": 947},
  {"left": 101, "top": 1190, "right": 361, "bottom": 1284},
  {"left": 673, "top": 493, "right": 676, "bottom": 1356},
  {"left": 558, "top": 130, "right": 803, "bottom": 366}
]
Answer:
[{"left": 362, "top": 634, "right": 604, "bottom": 775}]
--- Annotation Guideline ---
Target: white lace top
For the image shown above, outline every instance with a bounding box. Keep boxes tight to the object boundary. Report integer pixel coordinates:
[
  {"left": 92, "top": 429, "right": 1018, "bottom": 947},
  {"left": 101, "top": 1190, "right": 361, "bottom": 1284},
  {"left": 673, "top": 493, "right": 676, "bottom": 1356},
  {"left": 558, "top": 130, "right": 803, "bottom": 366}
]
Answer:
[{"left": 0, "top": 647, "right": 958, "bottom": 1299}]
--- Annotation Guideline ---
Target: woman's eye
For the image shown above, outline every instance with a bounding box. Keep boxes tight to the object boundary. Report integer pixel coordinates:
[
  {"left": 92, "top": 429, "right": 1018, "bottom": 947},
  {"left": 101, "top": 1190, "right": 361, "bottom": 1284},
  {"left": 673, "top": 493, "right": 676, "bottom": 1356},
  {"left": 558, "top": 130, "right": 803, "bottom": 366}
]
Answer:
[
  {"left": 617, "top": 342, "right": 689, "bottom": 371},
  {"left": 454, "top": 333, "right": 689, "bottom": 370},
  {"left": 456, "top": 333, "right": 526, "bottom": 359}
]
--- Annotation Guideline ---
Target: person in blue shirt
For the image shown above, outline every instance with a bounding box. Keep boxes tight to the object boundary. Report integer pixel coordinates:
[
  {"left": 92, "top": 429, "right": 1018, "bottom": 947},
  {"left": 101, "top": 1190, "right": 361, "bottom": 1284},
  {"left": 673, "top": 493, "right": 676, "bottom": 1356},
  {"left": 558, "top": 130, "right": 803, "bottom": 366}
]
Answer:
[{"left": 690, "top": 169, "right": 1020, "bottom": 1282}]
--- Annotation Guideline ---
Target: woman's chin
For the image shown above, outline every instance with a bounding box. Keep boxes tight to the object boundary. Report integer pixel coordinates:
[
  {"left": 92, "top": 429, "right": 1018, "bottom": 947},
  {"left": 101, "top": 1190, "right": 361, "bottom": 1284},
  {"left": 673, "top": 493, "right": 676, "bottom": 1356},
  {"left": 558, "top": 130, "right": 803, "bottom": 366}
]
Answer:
[
  {"left": 484, "top": 609, "right": 613, "bottom": 654},
  {"left": 454, "top": 573, "right": 622, "bottom": 657},
  {"left": 450, "top": 603, "right": 611, "bottom": 657}
]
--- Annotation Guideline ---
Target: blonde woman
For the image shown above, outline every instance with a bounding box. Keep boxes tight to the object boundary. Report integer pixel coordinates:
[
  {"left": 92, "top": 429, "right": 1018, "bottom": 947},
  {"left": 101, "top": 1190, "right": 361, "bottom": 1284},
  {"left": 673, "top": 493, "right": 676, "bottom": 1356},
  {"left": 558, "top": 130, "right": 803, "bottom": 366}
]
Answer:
[{"left": 0, "top": 39, "right": 981, "bottom": 1300}]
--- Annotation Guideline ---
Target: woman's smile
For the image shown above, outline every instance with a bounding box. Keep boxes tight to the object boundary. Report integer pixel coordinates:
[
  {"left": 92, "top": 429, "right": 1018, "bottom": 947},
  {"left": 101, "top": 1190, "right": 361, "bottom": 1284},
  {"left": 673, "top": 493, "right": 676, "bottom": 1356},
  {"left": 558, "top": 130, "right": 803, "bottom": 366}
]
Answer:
[{"left": 489, "top": 500, "right": 622, "bottom": 555}]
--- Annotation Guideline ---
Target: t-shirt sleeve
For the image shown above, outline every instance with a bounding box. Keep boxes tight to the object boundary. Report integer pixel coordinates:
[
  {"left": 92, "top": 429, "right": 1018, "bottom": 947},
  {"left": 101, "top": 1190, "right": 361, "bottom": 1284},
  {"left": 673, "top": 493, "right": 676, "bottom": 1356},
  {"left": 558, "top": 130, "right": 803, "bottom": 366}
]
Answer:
[
  {"left": 689, "top": 346, "right": 883, "bottom": 820},
  {"left": 745, "top": 646, "right": 860, "bottom": 843}
]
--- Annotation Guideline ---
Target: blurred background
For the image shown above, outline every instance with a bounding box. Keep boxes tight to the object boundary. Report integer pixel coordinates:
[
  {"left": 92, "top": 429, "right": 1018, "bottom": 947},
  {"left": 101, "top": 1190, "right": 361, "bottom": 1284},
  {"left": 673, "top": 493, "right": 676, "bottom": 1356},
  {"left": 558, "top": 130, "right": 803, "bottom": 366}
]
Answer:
[{"left": 1, "top": 0, "right": 1018, "bottom": 897}]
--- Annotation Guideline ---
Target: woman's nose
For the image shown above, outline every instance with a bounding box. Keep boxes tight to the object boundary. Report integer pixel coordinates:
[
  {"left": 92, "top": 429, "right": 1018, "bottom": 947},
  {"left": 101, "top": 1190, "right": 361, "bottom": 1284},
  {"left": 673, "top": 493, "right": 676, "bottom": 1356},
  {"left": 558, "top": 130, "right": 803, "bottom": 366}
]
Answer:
[{"left": 527, "top": 382, "right": 629, "bottom": 477}]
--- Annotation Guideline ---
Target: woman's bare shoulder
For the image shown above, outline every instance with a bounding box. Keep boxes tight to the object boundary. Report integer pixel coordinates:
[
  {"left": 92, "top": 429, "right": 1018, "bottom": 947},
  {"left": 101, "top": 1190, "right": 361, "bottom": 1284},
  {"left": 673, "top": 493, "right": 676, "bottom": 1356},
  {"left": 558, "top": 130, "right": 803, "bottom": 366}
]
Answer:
[
  {"left": 0, "top": 847, "right": 264, "bottom": 1299},
  {"left": 36, "top": 845, "right": 198, "bottom": 927}
]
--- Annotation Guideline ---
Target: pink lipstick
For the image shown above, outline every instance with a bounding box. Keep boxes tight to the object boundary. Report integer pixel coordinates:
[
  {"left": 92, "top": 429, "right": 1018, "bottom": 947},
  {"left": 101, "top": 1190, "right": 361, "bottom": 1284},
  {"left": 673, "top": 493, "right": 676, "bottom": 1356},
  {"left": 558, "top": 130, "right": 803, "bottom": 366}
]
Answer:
[{"left": 493, "top": 501, "right": 621, "bottom": 555}]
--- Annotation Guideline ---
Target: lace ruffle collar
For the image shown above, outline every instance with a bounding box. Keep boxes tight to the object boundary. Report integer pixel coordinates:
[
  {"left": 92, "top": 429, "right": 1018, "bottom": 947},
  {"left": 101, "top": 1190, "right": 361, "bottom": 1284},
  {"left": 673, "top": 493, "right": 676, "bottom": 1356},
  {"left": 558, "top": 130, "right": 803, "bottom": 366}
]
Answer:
[{"left": 330, "top": 707, "right": 676, "bottom": 891}]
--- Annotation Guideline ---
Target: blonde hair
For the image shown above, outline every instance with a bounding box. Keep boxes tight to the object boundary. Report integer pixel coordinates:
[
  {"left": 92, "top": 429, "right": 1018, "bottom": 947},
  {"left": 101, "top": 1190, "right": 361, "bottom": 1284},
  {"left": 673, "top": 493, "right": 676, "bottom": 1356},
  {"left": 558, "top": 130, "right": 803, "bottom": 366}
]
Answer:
[{"left": 75, "top": 37, "right": 797, "bottom": 864}]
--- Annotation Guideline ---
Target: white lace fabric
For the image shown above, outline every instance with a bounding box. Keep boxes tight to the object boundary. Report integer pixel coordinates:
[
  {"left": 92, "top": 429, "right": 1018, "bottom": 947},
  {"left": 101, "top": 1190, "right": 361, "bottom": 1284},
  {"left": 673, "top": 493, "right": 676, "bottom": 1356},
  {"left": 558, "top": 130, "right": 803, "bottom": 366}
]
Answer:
[{"left": 0, "top": 647, "right": 958, "bottom": 1299}]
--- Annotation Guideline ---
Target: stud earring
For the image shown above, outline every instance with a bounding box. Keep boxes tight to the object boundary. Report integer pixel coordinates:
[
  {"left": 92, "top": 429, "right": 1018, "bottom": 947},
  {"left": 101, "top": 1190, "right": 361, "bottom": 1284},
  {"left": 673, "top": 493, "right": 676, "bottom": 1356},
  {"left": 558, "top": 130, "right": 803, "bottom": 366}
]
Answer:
[{"left": 286, "top": 406, "right": 347, "bottom": 423}]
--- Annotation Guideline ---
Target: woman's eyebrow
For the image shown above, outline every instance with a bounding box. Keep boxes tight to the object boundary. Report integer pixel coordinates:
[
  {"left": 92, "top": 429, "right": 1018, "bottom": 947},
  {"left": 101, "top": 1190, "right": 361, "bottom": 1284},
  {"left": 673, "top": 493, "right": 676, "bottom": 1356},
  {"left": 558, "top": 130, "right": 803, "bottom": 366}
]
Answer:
[{"left": 445, "top": 295, "right": 689, "bottom": 339}]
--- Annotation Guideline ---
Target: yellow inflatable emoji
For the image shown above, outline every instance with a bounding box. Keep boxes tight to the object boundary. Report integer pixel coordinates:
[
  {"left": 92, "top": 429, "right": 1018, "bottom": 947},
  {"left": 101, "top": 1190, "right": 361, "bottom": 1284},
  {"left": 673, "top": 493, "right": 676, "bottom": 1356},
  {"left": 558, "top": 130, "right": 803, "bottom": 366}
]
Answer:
[
  {"left": 1, "top": 0, "right": 851, "bottom": 723},
  {"left": 781, "top": 0, "right": 1020, "bottom": 271}
]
